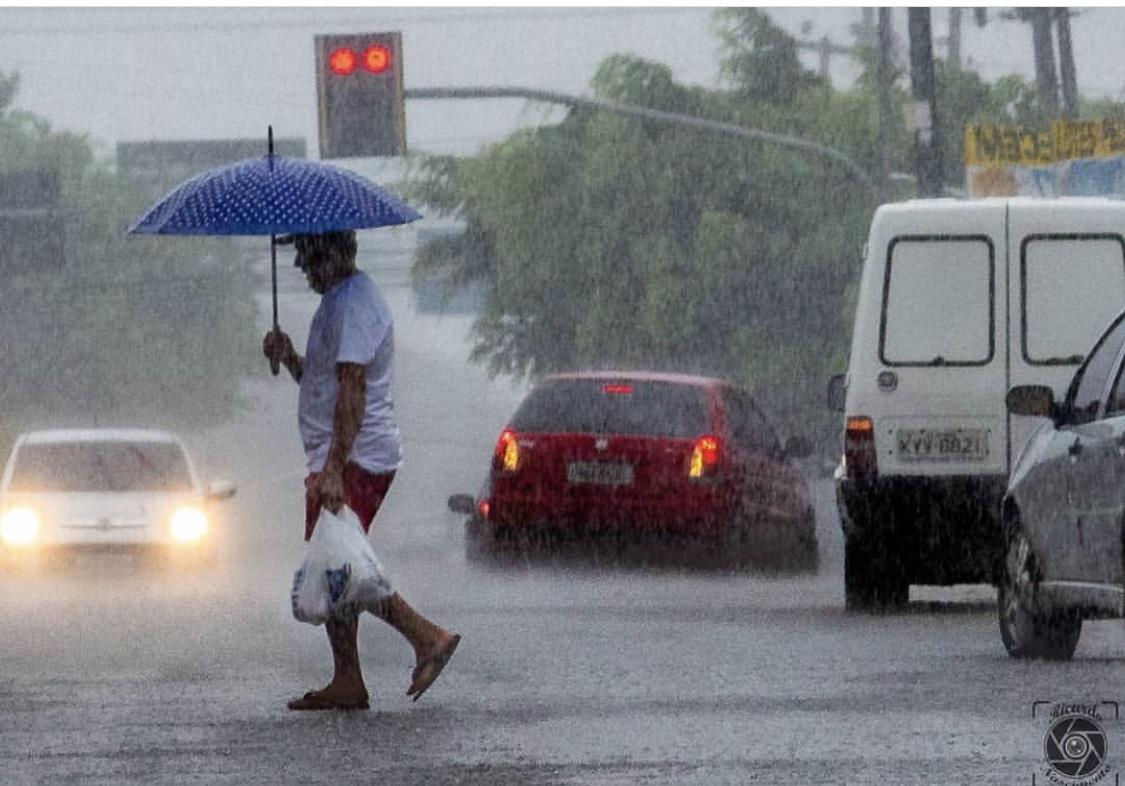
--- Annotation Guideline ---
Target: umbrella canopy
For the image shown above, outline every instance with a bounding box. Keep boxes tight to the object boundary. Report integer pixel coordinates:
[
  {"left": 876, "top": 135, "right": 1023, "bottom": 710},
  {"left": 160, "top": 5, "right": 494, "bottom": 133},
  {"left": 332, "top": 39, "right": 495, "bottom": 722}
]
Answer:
[{"left": 128, "top": 154, "right": 421, "bottom": 236}]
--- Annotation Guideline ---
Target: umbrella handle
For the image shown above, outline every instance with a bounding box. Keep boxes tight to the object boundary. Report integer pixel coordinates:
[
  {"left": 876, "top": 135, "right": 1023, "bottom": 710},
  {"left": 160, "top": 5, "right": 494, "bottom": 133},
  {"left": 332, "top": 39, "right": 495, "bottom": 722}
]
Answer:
[{"left": 270, "top": 231, "right": 281, "bottom": 376}]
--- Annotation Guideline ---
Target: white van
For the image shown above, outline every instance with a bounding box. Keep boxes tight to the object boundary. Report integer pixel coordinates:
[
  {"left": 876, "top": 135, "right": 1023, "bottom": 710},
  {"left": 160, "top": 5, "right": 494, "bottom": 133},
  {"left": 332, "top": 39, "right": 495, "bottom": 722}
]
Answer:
[{"left": 828, "top": 198, "right": 1125, "bottom": 610}]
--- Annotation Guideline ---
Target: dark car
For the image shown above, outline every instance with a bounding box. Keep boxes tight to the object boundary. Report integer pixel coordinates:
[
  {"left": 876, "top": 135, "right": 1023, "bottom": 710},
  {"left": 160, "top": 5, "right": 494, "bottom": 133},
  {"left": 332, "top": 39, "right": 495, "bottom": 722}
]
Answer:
[
  {"left": 1000, "top": 308, "right": 1125, "bottom": 659},
  {"left": 448, "top": 371, "right": 817, "bottom": 570}
]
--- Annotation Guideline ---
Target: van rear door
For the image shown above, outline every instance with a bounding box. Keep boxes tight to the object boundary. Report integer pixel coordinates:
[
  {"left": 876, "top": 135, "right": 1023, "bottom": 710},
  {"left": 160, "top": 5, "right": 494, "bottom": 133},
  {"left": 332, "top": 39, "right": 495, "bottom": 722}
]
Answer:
[
  {"left": 1007, "top": 201, "right": 1125, "bottom": 468},
  {"left": 868, "top": 203, "right": 1007, "bottom": 478}
]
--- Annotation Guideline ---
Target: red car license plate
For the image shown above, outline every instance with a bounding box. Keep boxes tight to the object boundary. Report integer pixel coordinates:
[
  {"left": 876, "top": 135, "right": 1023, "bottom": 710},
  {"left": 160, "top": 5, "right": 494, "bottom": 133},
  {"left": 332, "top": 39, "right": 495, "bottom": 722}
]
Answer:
[{"left": 567, "top": 461, "right": 634, "bottom": 486}]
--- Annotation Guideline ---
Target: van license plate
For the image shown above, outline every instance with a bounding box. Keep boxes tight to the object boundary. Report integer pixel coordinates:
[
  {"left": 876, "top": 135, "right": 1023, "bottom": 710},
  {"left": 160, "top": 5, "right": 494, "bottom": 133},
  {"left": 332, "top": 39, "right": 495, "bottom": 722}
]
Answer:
[
  {"left": 896, "top": 428, "right": 988, "bottom": 461},
  {"left": 567, "top": 462, "right": 634, "bottom": 486}
]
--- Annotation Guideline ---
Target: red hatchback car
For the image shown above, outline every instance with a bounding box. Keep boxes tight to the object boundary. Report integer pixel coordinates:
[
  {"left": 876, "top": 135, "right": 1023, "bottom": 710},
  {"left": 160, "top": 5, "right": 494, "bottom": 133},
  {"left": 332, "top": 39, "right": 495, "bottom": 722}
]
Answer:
[{"left": 449, "top": 372, "right": 818, "bottom": 569}]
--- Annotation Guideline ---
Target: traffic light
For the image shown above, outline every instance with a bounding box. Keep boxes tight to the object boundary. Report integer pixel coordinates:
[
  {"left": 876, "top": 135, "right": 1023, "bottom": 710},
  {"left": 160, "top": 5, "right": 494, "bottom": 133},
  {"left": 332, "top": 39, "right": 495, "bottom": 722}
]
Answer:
[{"left": 315, "top": 32, "right": 406, "bottom": 159}]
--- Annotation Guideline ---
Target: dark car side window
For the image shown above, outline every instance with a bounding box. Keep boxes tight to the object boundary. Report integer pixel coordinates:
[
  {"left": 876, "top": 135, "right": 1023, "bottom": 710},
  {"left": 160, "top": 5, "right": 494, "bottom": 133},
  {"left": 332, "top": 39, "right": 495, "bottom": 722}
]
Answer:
[
  {"left": 1066, "top": 314, "right": 1125, "bottom": 425},
  {"left": 1103, "top": 333, "right": 1125, "bottom": 417},
  {"left": 722, "top": 389, "right": 779, "bottom": 453}
]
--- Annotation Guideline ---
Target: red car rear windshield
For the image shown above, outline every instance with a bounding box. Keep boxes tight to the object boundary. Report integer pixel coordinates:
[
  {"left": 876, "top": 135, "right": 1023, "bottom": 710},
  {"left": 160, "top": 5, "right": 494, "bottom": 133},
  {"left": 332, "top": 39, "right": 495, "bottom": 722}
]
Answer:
[{"left": 510, "top": 379, "right": 711, "bottom": 438}]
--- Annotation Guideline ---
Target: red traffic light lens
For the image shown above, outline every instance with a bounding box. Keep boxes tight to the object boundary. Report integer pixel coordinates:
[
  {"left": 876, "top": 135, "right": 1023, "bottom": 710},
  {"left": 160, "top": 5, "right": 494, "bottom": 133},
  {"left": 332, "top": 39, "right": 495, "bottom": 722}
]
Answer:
[
  {"left": 328, "top": 47, "right": 357, "bottom": 76},
  {"left": 363, "top": 45, "right": 391, "bottom": 73}
]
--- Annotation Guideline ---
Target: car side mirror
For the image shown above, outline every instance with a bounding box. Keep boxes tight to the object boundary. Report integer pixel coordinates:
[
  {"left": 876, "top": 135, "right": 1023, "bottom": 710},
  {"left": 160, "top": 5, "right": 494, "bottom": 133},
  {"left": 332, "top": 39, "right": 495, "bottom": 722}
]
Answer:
[
  {"left": 784, "top": 436, "right": 813, "bottom": 459},
  {"left": 1005, "top": 385, "right": 1055, "bottom": 418},
  {"left": 206, "top": 479, "right": 237, "bottom": 502},
  {"left": 826, "top": 374, "right": 846, "bottom": 413},
  {"left": 447, "top": 493, "right": 475, "bottom": 515}
]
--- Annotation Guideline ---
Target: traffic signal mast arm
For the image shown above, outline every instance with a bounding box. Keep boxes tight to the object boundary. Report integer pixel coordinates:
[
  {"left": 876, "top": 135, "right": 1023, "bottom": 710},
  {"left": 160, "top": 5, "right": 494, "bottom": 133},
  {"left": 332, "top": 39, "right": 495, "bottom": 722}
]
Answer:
[{"left": 405, "top": 85, "right": 879, "bottom": 197}]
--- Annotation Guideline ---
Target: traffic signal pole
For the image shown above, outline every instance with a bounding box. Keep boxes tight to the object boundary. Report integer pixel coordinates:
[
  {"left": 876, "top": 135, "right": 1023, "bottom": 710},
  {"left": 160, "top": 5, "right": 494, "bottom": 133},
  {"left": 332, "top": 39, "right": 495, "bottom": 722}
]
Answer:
[
  {"left": 907, "top": 9, "right": 943, "bottom": 197},
  {"left": 405, "top": 86, "right": 881, "bottom": 199}
]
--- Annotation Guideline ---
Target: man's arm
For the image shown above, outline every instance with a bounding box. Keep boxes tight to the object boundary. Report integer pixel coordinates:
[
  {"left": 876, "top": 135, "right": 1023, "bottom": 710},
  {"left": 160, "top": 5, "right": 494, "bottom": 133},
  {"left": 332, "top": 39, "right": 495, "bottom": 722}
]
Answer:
[{"left": 315, "top": 362, "right": 367, "bottom": 512}]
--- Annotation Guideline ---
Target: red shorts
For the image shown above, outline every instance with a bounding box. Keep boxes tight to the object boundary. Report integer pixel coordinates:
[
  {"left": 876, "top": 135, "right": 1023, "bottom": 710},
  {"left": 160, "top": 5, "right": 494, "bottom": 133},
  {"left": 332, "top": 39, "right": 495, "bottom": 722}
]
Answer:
[{"left": 305, "top": 463, "right": 396, "bottom": 541}]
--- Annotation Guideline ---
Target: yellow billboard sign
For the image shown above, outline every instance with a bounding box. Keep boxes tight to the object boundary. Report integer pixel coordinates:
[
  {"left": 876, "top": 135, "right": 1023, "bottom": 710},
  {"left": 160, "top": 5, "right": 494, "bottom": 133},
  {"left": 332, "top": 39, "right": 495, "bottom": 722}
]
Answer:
[{"left": 965, "top": 120, "right": 1125, "bottom": 165}]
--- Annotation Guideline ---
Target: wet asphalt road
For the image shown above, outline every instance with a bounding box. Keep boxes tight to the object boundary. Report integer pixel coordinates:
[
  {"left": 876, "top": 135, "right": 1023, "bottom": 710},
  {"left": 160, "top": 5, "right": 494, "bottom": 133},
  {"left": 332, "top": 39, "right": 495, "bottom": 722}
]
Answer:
[{"left": 3, "top": 241, "right": 1125, "bottom": 785}]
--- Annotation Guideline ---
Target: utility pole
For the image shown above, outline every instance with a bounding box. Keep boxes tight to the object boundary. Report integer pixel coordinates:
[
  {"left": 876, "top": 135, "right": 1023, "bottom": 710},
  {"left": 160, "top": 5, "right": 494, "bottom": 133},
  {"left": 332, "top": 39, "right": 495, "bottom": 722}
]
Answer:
[
  {"left": 1030, "top": 8, "right": 1060, "bottom": 118},
  {"left": 948, "top": 7, "right": 962, "bottom": 70},
  {"left": 907, "top": 8, "right": 942, "bottom": 197},
  {"left": 876, "top": 8, "right": 895, "bottom": 203},
  {"left": 1056, "top": 7, "right": 1079, "bottom": 118},
  {"left": 795, "top": 36, "right": 851, "bottom": 84}
]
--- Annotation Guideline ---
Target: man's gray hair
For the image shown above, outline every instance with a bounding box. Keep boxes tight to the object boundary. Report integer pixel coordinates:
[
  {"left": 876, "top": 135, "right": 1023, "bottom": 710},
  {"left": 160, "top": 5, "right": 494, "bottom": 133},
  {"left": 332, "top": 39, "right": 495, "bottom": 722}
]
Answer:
[{"left": 295, "top": 230, "right": 357, "bottom": 260}]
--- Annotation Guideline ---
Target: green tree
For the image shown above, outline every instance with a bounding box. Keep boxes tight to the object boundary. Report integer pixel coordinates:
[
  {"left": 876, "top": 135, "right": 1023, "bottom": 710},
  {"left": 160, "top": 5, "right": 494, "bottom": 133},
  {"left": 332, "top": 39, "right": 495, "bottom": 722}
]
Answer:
[
  {"left": 715, "top": 8, "right": 825, "bottom": 104},
  {"left": 406, "top": 48, "right": 872, "bottom": 448}
]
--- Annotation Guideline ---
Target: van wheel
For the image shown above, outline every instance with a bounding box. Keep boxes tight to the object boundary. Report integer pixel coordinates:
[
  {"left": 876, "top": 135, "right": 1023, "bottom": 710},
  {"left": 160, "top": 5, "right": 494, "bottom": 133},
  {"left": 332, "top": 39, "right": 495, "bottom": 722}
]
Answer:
[
  {"left": 844, "top": 534, "right": 876, "bottom": 609},
  {"left": 998, "top": 527, "right": 1081, "bottom": 660},
  {"left": 844, "top": 533, "right": 907, "bottom": 611}
]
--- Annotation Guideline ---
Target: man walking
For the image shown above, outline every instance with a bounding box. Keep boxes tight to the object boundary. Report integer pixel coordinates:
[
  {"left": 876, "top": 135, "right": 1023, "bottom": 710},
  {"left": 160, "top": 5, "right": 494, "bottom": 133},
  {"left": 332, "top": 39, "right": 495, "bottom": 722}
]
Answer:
[{"left": 263, "top": 229, "right": 460, "bottom": 711}]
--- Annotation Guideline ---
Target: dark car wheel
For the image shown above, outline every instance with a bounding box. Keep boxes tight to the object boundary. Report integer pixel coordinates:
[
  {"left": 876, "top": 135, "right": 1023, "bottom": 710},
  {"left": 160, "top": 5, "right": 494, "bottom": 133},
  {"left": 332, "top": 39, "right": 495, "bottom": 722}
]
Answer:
[
  {"left": 464, "top": 516, "right": 524, "bottom": 567},
  {"left": 844, "top": 532, "right": 907, "bottom": 611},
  {"left": 794, "top": 528, "right": 820, "bottom": 573},
  {"left": 998, "top": 526, "right": 1081, "bottom": 660},
  {"left": 722, "top": 507, "right": 819, "bottom": 573}
]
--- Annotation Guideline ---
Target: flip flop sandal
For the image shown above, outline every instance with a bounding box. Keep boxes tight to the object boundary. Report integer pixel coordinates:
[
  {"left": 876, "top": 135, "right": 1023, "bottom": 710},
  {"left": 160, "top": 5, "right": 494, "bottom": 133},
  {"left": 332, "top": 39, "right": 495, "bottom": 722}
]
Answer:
[
  {"left": 287, "top": 692, "right": 369, "bottom": 711},
  {"left": 407, "top": 634, "right": 461, "bottom": 702}
]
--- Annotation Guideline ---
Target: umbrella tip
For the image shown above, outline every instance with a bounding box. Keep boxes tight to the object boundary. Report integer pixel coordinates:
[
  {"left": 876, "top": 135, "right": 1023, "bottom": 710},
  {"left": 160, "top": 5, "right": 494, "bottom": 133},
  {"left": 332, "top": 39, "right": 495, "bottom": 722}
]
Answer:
[{"left": 268, "top": 125, "right": 274, "bottom": 156}]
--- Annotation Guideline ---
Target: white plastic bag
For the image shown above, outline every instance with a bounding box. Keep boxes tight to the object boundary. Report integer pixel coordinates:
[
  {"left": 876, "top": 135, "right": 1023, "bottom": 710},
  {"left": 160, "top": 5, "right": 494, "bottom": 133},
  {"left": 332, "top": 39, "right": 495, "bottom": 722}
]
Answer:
[{"left": 290, "top": 505, "right": 394, "bottom": 626}]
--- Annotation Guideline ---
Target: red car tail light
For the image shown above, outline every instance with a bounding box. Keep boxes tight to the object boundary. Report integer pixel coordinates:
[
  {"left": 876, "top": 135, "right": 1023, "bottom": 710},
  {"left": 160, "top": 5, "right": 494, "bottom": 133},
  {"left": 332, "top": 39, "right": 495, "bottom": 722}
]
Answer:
[
  {"left": 688, "top": 434, "right": 721, "bottom": 479},
  {"left": 492, "top": 429, "right": 520, "bottom": 472},
  {"left": 478, "top": 499, "right": 491, "bottom": 519},
  {"left": 844, "top": 416, "right": 877, "bottom": 481}
]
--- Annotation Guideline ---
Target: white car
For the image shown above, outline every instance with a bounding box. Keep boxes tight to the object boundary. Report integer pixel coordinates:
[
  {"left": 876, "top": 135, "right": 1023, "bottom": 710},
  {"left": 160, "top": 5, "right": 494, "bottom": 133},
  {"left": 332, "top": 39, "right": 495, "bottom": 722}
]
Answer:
[{"left": 0, "top": 428, "right": 235, "bottom": 568}]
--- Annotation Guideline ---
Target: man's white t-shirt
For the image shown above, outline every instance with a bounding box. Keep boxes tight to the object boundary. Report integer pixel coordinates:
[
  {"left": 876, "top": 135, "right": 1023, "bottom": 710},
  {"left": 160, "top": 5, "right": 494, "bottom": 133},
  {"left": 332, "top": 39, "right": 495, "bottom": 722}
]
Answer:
[{"left": 298, "top": 271, "right": 403, "bottom": 474}]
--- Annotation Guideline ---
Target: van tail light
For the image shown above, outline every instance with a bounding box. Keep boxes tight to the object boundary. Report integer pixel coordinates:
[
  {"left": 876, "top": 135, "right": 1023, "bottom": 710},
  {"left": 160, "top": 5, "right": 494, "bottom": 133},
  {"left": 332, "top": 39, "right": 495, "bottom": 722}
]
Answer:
[
  {"left": 844, "top": 416, "right": 877, "bottom": 481},
  {"left": 492, "top": 429, "right": 520, "bottom": 472},
  {"left": 478, "top": 499, "right": 491, "bottom": 520},
  {"left": 689, "top": 435, "right": 721, "bottom": 479}
]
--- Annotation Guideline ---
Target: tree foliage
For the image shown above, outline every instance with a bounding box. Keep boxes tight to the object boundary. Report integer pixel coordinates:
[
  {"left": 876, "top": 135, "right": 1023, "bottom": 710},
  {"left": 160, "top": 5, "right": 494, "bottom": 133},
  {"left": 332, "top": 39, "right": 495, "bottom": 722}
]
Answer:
[
  {"left": 715, "top": 9, "right": 825, "bottom": 104},
  {"left": 0, "top": 72, "right": 257, "bottom": 441},
  {"left": 404, "top": 11, "right": 1123, "bottom": 451}
]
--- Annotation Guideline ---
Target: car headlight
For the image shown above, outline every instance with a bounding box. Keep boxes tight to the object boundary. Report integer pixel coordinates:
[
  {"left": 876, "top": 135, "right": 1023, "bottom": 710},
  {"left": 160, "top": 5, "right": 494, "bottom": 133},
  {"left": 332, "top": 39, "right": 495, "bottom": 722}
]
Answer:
[
  {"left": 169, "top": 506, "right": 208, "bottom": 544},
  {"left": 1, "top": 507, "right": 40, "bottom": 546}
]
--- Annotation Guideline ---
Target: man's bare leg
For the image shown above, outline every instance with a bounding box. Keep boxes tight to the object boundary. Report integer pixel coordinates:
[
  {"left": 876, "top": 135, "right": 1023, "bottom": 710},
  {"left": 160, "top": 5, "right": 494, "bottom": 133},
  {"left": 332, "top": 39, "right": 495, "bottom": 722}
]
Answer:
[
  {"left": 288, "top": 608, "right": 369, "bottom": 710},
  {"left": 375, "top": 593, "right": 460, "bottom": 701}
]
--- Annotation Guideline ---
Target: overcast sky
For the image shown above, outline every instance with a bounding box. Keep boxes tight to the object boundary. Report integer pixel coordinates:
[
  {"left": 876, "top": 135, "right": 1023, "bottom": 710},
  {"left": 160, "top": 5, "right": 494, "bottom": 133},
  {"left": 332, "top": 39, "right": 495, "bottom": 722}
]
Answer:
[{"left": 1, "top": 7, "right": 1123, "bottom": 165}]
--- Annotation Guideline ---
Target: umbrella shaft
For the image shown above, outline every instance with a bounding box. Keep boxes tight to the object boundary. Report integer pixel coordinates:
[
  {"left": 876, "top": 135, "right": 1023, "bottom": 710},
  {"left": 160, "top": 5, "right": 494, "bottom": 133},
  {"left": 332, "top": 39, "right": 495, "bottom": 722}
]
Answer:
[{"left": 270, "top": 235, "right": 279, "bottom": 328}]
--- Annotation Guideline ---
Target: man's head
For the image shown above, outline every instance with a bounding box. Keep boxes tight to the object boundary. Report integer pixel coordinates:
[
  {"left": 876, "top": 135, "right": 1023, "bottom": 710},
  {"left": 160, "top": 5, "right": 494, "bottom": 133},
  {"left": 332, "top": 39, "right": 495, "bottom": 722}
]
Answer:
[{"left": 292, "top": 230, "right": 358, "bottom": 294}]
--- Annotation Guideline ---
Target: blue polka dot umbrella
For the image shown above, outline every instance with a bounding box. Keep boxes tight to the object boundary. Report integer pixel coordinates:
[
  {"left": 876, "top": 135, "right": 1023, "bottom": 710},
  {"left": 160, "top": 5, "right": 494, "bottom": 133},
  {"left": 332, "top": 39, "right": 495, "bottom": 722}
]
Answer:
[
  {"left": 127, "top": 152, "right": 421, "bottom": 236},
  {"left": 128, "top": 128, "right": 421, "bottom": 375}
]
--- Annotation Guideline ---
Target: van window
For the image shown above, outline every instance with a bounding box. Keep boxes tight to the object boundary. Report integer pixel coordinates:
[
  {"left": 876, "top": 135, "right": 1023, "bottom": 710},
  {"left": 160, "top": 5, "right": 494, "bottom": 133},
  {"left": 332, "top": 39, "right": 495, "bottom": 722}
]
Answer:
[
  {"left": 1022, "top": 235, "right": 1125, "bottom": 365},
  {"left": 880, "top": 236, "right": 994, "bottom": 366}
]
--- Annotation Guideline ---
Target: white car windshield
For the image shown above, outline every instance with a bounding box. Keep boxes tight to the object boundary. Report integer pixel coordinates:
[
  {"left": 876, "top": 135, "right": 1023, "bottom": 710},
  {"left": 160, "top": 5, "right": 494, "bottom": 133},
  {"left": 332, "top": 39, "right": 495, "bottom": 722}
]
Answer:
[{"left": 9, "top": 442, "right": 194, "bottom": 493}]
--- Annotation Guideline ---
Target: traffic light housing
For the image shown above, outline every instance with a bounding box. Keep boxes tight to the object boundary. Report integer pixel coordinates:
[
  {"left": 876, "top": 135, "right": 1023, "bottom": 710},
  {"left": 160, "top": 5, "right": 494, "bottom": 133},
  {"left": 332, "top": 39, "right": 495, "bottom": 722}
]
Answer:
[{"left": 315, "top": 32, "right": 406, "bottom": 159}]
